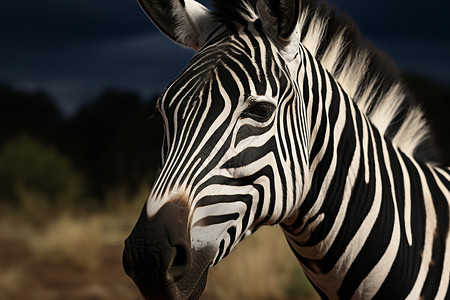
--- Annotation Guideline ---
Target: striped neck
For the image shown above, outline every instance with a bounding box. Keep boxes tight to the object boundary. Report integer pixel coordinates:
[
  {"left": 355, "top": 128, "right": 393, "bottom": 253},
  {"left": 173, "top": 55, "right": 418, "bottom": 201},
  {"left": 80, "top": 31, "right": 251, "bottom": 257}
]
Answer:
[
  {"left": 281, "top": 43, "right": 398, "bottom": 298},
  {"left": 281, "top": 40, "right": 450, "bottom": 299}
]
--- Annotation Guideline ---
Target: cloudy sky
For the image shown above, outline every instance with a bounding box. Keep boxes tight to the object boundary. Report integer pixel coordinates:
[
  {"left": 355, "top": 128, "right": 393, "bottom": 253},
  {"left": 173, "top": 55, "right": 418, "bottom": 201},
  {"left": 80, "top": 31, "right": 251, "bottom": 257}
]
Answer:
[{"left": 1, "top": 0, "right": 449, "bottom": 115}]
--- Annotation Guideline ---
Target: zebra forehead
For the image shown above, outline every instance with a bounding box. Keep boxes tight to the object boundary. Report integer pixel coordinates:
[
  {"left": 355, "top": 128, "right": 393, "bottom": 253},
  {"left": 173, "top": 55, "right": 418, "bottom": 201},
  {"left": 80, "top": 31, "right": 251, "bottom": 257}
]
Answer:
[{"left": 160, "top": 41, "right": 288, "bottom": 107}]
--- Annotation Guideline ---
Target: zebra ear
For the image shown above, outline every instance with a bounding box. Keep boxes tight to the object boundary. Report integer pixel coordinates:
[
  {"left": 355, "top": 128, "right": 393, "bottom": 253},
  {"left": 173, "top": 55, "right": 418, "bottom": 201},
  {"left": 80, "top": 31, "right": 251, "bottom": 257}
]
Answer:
[
  {"left": 257, "top": 0, "right": 300, "bottom": 42},
  {"left": 138, "top": 0, "right": 212, "bottom": 50}
]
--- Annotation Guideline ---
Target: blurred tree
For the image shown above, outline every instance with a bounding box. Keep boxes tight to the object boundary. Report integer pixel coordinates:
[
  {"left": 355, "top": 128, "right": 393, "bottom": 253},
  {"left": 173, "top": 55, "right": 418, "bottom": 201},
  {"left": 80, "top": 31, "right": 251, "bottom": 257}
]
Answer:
[
  {"left": 0, "top": 135, "right": 85, "bottom": 207},
  {"left": 0, "top": 85, "right": 65, "bottom": 147},
  {"left": 0, "top": 73, "right": 447, "bottom": 204},
  {"left": 0, "top": 86, "right": 163, "bottom": 201},
  {"left": 65, "top": 90, "right": 163, "bottom": 197}
]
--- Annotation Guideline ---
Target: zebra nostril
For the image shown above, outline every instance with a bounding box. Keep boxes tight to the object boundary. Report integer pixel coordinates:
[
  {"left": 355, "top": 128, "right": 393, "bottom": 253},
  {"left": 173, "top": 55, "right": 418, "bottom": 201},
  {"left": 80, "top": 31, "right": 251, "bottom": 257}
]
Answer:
[
  {"left": 173, "top": 245, "right": 187, "bottom": 266},
  {"left": 168, "top": 243, "right": 192, "bottom": 281}
]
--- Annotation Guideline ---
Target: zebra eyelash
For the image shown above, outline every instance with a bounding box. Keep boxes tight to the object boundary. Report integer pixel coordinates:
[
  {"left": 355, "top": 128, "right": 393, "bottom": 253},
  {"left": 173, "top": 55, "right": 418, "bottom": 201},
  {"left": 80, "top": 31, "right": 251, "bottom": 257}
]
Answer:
[{"left": 241, "top": 97, "right": 277, "bottom": 123}]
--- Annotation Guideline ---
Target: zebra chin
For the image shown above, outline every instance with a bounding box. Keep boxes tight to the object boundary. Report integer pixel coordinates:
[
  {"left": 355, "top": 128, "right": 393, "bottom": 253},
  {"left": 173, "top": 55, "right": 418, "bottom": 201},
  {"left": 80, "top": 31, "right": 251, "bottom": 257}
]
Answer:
[{"left": 122, "top": 199, "right": 215, "bottom": 300}]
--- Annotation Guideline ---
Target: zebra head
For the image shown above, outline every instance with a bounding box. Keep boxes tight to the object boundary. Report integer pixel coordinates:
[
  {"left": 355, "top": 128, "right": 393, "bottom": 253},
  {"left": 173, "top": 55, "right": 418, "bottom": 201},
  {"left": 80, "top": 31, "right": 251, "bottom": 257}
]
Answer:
[{"left": 123, "top": 1, "right": 306, "bottom": 299}]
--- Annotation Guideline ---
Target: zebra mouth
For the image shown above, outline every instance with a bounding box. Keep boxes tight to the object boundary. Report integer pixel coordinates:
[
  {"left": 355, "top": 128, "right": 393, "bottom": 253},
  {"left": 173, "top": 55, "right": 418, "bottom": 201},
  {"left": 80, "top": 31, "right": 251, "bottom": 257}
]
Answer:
[
  {"left": 137, "top": 264, "right": 210, "bottom": 300},
  {"left": 185, "top": 267, "right": 209, "bottom": 300},
  {"left": 176, "top": 247, "right": 213, "bottom": 300},
  {"left": 123, "top": 242, "right": 214, "bottom": 300},
  {"left": 166, "top": 247, "right": 212, "bottom": 300}
]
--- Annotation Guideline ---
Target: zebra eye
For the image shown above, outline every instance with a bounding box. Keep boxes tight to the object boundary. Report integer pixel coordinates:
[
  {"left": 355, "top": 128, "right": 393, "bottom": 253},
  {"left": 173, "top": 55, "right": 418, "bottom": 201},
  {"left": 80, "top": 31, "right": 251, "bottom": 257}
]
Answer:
[{"left": 242, "top": 101, "right": 276, "bottom": 123}]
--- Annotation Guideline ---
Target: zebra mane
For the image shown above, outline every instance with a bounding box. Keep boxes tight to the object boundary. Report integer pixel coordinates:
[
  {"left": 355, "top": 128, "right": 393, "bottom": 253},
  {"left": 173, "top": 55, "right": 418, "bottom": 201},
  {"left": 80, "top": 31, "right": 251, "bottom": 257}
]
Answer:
[{"left": 210, "top": 0, "right": 440, "bottom": 164}]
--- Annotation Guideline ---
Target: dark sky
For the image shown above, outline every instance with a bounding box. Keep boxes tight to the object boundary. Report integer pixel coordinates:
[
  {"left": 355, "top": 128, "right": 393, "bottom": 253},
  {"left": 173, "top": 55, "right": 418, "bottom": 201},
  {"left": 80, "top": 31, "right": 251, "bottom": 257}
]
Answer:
[{"left": 1, "top": 0, "right": 449, "bottom": 115}]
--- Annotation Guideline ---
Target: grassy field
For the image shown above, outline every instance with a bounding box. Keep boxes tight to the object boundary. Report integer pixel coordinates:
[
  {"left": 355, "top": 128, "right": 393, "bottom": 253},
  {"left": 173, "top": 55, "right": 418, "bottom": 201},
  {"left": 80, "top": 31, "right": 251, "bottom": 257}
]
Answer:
[{"left": 0, "top": 186, "right": 318, "bottom": 300}]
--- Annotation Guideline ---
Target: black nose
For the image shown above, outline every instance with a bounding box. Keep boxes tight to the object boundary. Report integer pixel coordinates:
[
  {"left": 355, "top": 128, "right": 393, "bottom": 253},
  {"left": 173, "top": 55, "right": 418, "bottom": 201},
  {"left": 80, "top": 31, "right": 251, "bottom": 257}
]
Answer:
[{"left": 123, "top": 200, "right": 192, "bottom": 299}]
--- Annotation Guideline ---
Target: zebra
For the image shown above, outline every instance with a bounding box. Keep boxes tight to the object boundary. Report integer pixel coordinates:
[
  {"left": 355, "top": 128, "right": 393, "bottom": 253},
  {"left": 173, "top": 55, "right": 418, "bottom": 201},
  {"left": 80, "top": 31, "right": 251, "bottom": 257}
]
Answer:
[{"left": 122, "top": 0, "right": 450, "bottom": 299}]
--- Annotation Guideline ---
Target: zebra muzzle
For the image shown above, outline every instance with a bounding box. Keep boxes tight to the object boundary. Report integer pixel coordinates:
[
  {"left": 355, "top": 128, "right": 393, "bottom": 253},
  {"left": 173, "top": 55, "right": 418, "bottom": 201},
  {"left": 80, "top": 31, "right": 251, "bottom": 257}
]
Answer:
[{"left": 123, "top": 199, "right": 213, "bottom": 300}]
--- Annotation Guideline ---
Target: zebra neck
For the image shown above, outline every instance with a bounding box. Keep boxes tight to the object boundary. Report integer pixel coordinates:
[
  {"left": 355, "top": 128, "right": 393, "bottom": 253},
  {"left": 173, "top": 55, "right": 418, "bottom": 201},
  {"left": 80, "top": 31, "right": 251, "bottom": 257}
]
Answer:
[
  {"left": 281, "top": 45, "right": 450, "bottom": 299},
  {"left": 281, "top": 45, "right": 390, "bottom": 295},
  {"left": 282, "top": 43, "right": 376, "bottom": 247}
]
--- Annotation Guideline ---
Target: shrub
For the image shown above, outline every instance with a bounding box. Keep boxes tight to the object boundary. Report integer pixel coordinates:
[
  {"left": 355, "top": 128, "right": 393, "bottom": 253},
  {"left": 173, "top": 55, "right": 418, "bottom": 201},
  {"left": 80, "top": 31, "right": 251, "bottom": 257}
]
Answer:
[{"left": 0, "top": 135, "right": 84, "bottom": 208}]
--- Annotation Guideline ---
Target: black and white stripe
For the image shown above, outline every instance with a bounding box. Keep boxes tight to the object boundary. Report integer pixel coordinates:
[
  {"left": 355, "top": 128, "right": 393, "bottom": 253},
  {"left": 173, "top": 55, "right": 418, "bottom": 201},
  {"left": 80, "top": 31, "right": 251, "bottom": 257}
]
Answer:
[
  {"left": 137, "top": 0, "right": 450, "bottom": 299},
  {"left": 282, "top": 42, "right": 450, "bottom": 299}
]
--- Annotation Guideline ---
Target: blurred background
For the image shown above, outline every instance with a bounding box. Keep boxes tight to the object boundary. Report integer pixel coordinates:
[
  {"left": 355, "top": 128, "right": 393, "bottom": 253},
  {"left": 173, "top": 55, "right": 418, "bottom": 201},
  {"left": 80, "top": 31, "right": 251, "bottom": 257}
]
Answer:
[{"left": 0, "top": 0, "right": 449, "bottom": 299}]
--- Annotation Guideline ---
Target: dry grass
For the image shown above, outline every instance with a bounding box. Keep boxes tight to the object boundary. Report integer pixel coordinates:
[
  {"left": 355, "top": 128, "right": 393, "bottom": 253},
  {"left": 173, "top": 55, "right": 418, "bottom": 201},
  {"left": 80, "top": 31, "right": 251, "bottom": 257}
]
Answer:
[
  {"left": 29, "top": 215, "right": 103, "bottom": 271},
  {"left": 0, "top": 266, "right": 24, "bottom": 299},
  {"left": 205, "top": 226, "right": 317, "bottom": 300},
  {"left": 0, "top": 185, "right": 317, "bottom": 300},
  {"left": 25, "top": 185, "right": 148, "bottom": 272}
]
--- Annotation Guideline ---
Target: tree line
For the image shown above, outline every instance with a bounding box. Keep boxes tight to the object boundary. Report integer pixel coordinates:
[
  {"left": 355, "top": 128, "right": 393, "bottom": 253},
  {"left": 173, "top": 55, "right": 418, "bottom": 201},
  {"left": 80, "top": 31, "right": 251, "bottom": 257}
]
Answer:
[
  {"left": 0, "top": 85, "right": 163, "bottom": 204},
  {"left": 0, "top": 73, "right": 448, "bottom": 205}
]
